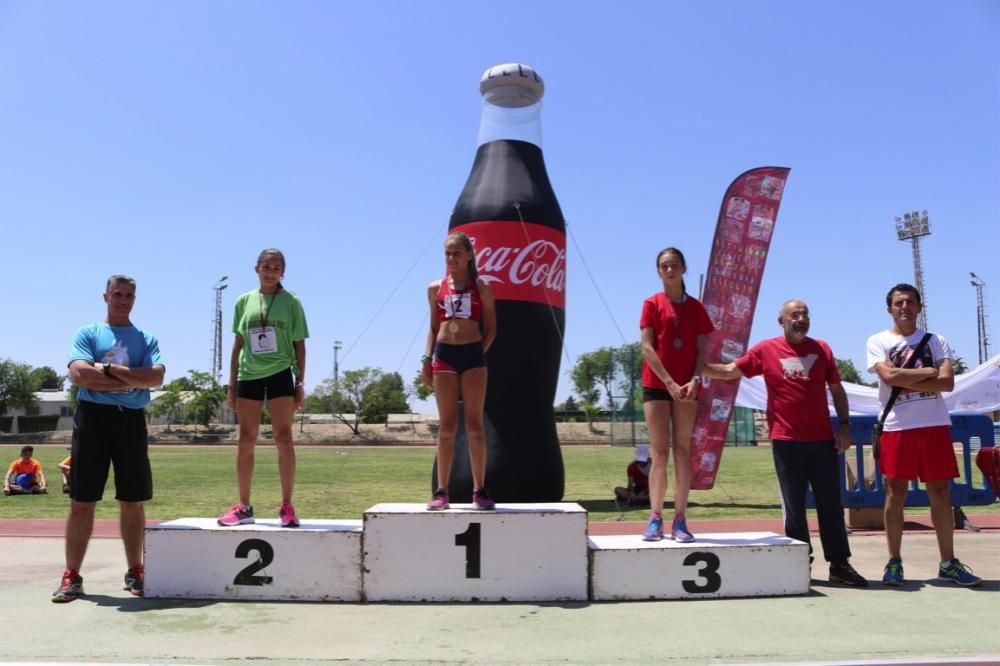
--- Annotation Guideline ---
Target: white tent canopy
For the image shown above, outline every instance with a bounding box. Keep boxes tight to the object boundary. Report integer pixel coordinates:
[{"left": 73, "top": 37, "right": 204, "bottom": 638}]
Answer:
[{"left": 732, "top": 354, "right": 1000, "bottom": 416}]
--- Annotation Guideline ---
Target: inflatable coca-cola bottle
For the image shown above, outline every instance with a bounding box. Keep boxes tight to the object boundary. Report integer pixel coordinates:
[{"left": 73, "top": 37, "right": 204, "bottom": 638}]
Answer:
[{"left": 433, "top": 63, "right": 567, "bottom": 503}]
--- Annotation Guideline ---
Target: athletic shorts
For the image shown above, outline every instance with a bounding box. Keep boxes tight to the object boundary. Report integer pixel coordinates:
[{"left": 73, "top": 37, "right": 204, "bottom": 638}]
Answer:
[
  {"left": 880, "top": 425, "right": 959, "bottom": 482},
  {"left": 432, "top": 341, "right": 486, "bottom": 375},
  {"left": 237, "top": 368, "right": 296, "bottom": 401},
  {"left": 70, "top": 401, "right": 152, "bottom": 503},
  {"left": 642, "top": 387, "right": 674, "bottom": 403}
]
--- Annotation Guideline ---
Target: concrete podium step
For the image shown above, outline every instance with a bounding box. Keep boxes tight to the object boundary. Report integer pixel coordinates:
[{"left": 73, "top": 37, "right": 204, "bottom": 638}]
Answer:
[
  {"left": 588, "top": 531, "right": 810, "bottom": 600},
  {"left": 144, "top": 517, "right": 363, "bottom": 601},
  {"left": 362, "top": 502, "right": 588, "bottom": 602}
]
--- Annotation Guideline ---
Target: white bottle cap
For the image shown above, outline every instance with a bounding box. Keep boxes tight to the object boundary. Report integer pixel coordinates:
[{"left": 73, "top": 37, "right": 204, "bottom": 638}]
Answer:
[{"left": 479, "top": 63, "right": 544, "bottom": 107}]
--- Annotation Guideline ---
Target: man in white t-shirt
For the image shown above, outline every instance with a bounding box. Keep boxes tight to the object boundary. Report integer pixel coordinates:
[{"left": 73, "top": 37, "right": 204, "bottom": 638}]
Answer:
[{"left": 866, "top": 283, "right": 980, "bottom": 587}]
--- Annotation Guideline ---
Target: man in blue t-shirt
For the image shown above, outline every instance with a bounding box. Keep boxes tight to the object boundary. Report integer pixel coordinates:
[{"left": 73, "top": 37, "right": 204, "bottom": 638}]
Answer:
[{"left": 52, "top": 275, "right": 165, "bottom": 603}]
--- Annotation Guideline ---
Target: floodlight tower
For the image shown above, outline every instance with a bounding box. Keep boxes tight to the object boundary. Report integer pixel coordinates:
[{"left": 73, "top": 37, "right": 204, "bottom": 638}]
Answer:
[
  {"left": 895, "top": 210, "right": 931, "bottom": 331},
  {"left": 970, "top": 272, "right": 991, "bottom": 364},
  {"left": 212, "top": 276, "right": 229, "bottom": 383},
  {"left": 333, "top": 340, "right": 343, "bottom": 389}
]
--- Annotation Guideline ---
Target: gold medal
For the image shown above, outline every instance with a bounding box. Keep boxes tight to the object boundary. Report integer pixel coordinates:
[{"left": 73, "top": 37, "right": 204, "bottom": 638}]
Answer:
[{"left": 447, "top": 321, "right": 460, "bottom": 333}]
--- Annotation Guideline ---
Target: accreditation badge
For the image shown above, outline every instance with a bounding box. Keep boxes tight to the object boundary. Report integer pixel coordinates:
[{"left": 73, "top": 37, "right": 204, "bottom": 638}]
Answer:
[{"left": 249, "top": 326, "right": 278, "bottom": 354}]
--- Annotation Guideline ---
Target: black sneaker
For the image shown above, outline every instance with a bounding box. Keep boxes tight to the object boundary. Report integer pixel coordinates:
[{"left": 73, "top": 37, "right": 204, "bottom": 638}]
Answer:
[
  {"left": 123, "top": 565, "right": 144, "bottom": 596},
  {"left": 52, "top": 570, "right": 84, "bottom": 603},
  {"left": 829, "top": 562, "right": 868, "bottom": 587}
]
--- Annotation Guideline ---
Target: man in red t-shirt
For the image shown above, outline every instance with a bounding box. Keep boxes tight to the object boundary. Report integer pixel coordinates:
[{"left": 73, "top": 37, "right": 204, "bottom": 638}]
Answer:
[
  {"left": 615, "top": 445, "right": 652, "bottom": 506},
  {"left": 703, "top": 299, "right": 867, "bottom": 587}
]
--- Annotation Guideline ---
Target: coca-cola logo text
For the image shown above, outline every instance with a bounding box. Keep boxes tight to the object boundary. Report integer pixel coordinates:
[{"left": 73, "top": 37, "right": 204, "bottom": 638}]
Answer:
[{"left": 453, "top": 221, "right": 566, "bottom": 309}]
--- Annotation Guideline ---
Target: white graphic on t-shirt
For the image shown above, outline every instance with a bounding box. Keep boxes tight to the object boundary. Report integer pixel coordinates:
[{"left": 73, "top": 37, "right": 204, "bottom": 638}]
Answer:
[
  {"left": 779, "top": 354, "right": 817, "bottom": 380},
  {"left": 101, "top": 340, "right": 135, "bottom": 393},
  {"left": 102, "top": 341, "right": 130, "bottom": 366}
]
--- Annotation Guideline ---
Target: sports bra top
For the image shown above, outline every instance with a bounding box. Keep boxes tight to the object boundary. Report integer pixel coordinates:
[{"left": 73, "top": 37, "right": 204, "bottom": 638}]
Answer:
[{"left": 436, "top": 274, "right": 483, "bottom": 323}]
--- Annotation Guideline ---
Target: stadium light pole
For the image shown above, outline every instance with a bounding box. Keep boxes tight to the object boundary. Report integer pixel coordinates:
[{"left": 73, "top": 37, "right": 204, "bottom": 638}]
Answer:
[
  {"left": 970, "top": 272, "right": 990, "bottom": 364},
  {"left": 895, "top": 210, "right": 931, "bottom": 331},
  {"left": 212, "top": 276, "right": 229, "bottom": 384},
  {"left": 332, "top": 340, "right": 343, "bottom": 414}
]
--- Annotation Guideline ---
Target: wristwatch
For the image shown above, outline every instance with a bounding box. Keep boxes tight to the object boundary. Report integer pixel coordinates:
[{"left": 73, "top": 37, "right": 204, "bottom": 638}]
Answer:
[{"left": 102, "top": 363, "right": 112, "bottom": 377}]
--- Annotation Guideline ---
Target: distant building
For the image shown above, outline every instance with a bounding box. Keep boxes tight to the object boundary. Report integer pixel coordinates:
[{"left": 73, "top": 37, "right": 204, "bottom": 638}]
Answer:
[
  {"left": 1, "top": 387, "right": 236, "bottom": 434},
  {"left": 2, "top": 389, "right": 75, "bottom": 432}
]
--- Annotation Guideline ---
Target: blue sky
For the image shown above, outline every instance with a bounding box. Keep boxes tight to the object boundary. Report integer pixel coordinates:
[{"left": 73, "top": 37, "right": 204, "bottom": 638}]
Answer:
[{"left": 1, "top": 1, "right": 997, "bottom": 412}]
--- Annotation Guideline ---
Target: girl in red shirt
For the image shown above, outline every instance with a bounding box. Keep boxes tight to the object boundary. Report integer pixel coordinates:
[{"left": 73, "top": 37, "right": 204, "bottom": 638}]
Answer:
[
  {"left": 639, "top": 247, "right": 715, "bottom": 541},
  {"left": 421, "top": 232, "right": 497, "bottom": 510}
]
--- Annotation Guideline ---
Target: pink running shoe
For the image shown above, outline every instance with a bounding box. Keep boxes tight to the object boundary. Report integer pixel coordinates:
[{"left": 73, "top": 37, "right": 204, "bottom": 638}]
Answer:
[
  {"left": 279, "top": 502, "right": 300, "bottom": 528},
  {"left": 426, "top": 488, "right": 450, "bottom": 510},
  {"left": 472, "top": 488, "right": 496, "bottom": 510},
  {"left": 218, "top": 503, "right": 254, "bottom": 526}
]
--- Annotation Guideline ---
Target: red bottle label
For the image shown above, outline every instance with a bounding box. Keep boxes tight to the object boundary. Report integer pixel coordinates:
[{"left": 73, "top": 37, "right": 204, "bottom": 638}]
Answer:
[{"left": 453, "top": 221, "right": 566, "bottom": 309}]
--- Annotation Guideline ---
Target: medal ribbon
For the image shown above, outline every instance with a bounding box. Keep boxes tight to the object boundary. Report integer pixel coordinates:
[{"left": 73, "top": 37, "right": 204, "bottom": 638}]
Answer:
[{"left": 258, "top": 290, "right": 281, "bottom": 330}]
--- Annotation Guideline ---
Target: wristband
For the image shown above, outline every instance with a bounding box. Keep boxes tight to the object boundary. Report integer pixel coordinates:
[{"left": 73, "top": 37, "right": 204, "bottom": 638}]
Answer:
[
  {"left": 838, "top": 418, "right": 850, "bottom": 425},
  {"left": 421, "top": 354, "right": 433, "bottom": 363}
]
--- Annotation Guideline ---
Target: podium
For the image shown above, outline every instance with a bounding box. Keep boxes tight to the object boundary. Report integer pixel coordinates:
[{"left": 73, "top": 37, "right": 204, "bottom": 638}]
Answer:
[
  {"left": 588, "top": 532, "right": 809, "bottom": 600},
  {"left": 143, "top": 509, "right": 811, "bottom": 602},
  {"left": 144, "top": 518, "right": 363, "bottom": 601},
  {"left": 362, "top": 503, "right": 588, "bottom": 602}
]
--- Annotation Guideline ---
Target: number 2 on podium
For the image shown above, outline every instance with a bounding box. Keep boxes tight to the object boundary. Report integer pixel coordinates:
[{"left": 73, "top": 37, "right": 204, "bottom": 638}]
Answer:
[
  {"left": 454, "top": 522, "right": 481, "bottom": 578},
  {"left": 233, "top": 538, "right": 275, "bottom": 586}
]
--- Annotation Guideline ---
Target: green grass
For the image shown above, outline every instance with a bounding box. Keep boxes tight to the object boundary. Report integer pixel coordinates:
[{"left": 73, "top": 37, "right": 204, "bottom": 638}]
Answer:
[{"left": 1, "top": 443, "right": 994, "bottom": 522}]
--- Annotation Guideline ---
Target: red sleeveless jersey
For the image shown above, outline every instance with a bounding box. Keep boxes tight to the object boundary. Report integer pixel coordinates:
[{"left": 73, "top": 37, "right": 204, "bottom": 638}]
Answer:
[{"left": 437, "top": 275, "right": 483, "bottom": 323}]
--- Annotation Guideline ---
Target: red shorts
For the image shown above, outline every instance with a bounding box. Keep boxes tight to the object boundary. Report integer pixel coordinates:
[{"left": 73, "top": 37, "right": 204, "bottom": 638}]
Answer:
[{"left": 880, "top": 425, "right": 959, "bottom": 482}]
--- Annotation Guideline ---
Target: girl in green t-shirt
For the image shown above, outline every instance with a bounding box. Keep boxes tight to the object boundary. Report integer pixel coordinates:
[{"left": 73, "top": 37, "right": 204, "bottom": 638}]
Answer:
[{"left": 218, "top": 248, "right": 309, "bottom": 528}]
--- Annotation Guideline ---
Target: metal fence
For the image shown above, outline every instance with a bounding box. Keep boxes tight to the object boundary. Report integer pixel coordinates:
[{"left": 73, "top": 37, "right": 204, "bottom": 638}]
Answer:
[{"left": 608, "top": 344, "right": 759, "bottom": 447}]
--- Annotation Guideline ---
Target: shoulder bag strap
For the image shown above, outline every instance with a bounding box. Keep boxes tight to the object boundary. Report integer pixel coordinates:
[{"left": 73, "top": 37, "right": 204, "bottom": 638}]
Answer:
[{"left": 877, "top": 333, "right": 933, "bottom": 426}]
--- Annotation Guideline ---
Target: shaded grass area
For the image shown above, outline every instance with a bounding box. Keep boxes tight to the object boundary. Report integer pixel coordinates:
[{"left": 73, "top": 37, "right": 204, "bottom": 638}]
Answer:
[{"left": 1, "top": 444, "right": 993, "bottom": 522}]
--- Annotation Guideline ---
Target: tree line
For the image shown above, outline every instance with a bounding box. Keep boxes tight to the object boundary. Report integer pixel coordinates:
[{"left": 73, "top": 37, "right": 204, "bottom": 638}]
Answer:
[
  {"left": 1, "top": 348, "right": 971, "bottom": 435},
  {"left": 562, "top": 344, "right": 971, "bottom": 418},
  {"left": 0, "top": 360, "right": 65, "bottom": 418}
]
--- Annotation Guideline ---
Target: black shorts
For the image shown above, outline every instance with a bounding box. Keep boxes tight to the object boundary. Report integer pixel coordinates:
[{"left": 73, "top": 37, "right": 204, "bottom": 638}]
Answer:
[
  {"left": 70, "top": 401, "right": 152, "bottom": 503},
  {"left": 432, "top": 341, "right": 487, "bottom": 375},
  {"left": 237, "top": 368, "right": 296, "bottom": 401},
  {"left": 642, "top": 387, "right": 674, "bottom": 403}
]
